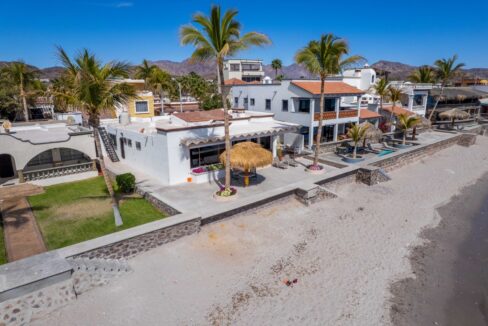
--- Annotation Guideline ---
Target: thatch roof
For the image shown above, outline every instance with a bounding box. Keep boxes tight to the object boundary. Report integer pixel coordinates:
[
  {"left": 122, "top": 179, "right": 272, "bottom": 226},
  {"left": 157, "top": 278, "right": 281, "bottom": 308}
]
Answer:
[
  {"left": 359, "top": 121, "right": 382, "bottom": 142},
  {"left": 418, "top": 116, "right": 432, "bottom": 129},
  {"left": 439, "top": 108, "right": 470, "bottom": 120},
  {"left": 220, "top": 142, "right": 273, "bottom": 171},
  {"left": 430, "top": 87, "right": 488, "bottom": 100}
]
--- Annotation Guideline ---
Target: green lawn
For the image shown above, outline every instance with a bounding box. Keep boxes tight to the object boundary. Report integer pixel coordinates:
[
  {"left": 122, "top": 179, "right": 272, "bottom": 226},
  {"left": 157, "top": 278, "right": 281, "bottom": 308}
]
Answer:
[
  {"left": 0, "top": 220, "right": 6, "bottom": 264},
  {"left": 28, "top": 177, "right": 167, "bottom": 250}
]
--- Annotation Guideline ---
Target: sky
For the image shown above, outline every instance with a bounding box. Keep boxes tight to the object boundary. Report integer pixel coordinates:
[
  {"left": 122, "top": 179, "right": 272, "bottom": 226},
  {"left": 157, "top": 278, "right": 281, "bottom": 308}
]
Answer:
[{"left": 1, "top": 0, "right": 487, "bottom": 68}]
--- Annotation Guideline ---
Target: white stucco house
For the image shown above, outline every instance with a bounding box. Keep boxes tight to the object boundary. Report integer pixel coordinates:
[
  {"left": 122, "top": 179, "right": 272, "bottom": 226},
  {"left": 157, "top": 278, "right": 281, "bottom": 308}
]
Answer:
[
  {"left": 101, "top": 109, "right": 298, "bottom": 186},
  {"left": 223, "top": 59, "right": 265, "bottom": 83},
  {"left": 229, "top": 79, "right": 381, "bottom": 147}
]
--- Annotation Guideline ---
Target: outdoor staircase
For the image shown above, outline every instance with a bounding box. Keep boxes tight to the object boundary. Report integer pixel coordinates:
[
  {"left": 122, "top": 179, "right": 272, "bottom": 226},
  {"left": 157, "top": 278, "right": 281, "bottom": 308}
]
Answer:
[{"left": 98, "top": 127, "right": 119, "bottom": 162}]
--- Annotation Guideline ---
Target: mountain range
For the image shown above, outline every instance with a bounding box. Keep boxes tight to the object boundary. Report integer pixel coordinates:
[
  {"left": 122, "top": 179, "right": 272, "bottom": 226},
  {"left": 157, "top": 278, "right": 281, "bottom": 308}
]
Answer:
[{"left": 2, "top": 60, "right": 488, "bottom": 81}]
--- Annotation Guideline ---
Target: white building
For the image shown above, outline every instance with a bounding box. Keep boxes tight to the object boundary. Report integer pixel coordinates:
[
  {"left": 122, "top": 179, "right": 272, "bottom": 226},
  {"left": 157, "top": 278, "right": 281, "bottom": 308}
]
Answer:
[
  {"left": 342, "top": 64, "right": 377, "bottom": 91},
  {"left": 230, "top": 80, "right": 379, "bottom": 148},
  {"left": 223, "top": 59, "right": 265, "bottom": 83},
  {"left": 386, "top": 81, "right": 432, "bottom": 117},
  {"left": 0, "top": 122, "right": 97, "bottom": 184},
  {"left": 101, "top": 109, "right": 298, "bottom": 186}
]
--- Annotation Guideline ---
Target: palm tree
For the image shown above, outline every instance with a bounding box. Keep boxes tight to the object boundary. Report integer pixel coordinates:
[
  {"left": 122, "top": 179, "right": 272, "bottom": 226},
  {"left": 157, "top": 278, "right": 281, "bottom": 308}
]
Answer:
[
  {"left": 428, "top": 55, "right": 465, "bottom": 120},
  {"left": 1, "top": 61, "right": 38, "bottom": 121},
  {"left": 387, "top": 86, "right": 403, "bottom": 131},
  {"left": 295, "top": 33, "right": 363, "bottom": 169},
  {"left": 396, "top": 113, "right": 420, "bottom": 145},
  {"left": 408, "top": 66, "right": 436, "bottom": 83},
  {"left": 180, "top": 5, "right": 270, "bottom": 194},
  {"left": 57, "top": 47, "right": 137, "bottom": 226},
  {"left": 347, "top": 123, "right": 369, "bottom": 159},
  {"left": 373, "top": 78, "right": 388, "bottom": 111},
  {"left": 135, "top": 59, "right": 156, "bottom": 90},
  {"left": 271, "top": 58, "right": 282, "bottom": 78},
  {"left": 147, "top": 67, "right": 173, "bottom": 113}
]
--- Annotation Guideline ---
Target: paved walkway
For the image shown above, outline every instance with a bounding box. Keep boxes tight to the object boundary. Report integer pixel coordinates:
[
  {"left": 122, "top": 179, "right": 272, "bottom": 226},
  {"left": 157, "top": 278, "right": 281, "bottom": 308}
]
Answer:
[{"left": 0, "top": 184, "right": 46, "bottom": 262}]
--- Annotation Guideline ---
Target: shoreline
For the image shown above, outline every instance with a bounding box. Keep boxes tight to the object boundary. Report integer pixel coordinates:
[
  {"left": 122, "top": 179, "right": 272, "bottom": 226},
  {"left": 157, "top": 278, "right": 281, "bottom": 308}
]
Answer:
[{"left": 389, "top": 172, "right": 488, "bottom": 326}]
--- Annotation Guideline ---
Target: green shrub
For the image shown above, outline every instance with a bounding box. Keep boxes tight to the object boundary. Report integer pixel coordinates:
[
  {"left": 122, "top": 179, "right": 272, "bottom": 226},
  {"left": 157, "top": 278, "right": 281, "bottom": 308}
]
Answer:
[{"left": 116, "top": 173, "right": 136, "bottom": 193}]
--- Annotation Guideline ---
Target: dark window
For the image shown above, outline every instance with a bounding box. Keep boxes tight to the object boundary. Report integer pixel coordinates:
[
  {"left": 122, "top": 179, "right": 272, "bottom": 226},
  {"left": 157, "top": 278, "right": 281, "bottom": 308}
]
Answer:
[
  {"left": 136, "top": 142, "right": 141, "bottom": 150},
  {"left": 282, "top": 100, "right": 289, "bottom": 112},
  {"left": 108, "top": 134, "right": 117, "bottom": 149},
  {"left": 135, "top": 101, "right": 149, "bottom": 113},
  {"left": 244, "top": 98, "right": 248, "bottom": 105},
  {"left": 190, "top": 144, "right": 226, "bottom": 168},
  {"left": 324, "top": 98, "right": 336, "bottom": 112},
  {"left": 234, "top": 97, "right": 239, "bottom": 106},
  {"left": 250, "top": 98, "right": 255, "bottom": 106},
  {"left": 230, "top": 64, "right": 240, "bottom": 71},
  {"left": 60, "top": 148, "right": 89, "bottom": 162},
  {"left": 298, "top": 99, "right": 310, "bottom": 113},
  {"left": 127, "top": 139, "right": 132, "bottom": 147},
  {"left": 26, "top": 150, "right": 53, "bottom": 167},
  {"left": 241, "top": 63, "right": 261, "bottom": 71},
  {"left": 265, "top": 99, "right": 271, "bottom": 110},
  {"left": 260, "top": 136, "right": 271, "bottom": 150},
  {"left": 242, "top": 76, "right": 261, "bottom": 82}
]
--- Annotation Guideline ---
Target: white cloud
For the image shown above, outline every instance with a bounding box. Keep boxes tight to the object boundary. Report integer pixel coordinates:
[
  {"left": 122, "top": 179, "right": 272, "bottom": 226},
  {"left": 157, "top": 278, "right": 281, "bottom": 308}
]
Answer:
[{"left": 114, "top": 2, "right": 133, "bottom": 8}]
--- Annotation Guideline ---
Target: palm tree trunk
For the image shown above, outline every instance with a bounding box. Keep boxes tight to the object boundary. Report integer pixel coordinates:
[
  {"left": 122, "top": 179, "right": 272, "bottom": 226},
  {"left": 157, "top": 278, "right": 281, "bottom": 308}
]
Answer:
[
  {"left": 20, "top": 81, "right": 29, "bottom": 122},
  {"left": 313, "top": 78, "right": 325, "bottom": 167},
  {"left": 403, "top": 131, "right": 406, "bottom": 145},
  {"left": 217, "top": 59, "right": 232, "bottom": 191},
  {"left": 428, "top": 85, "right": 444, "bottom": 121},
  {"left": 91, "top": 116, "right": 122, "bottom": 226},
  {"left": 353, "top": 143, "right": 357, "bottom": 159},
  {"left": 412, "top": 126, "right": 417, "bottom": 140},
  {"left": 390, "top": 105, "right": 395, "bottom": 132}
]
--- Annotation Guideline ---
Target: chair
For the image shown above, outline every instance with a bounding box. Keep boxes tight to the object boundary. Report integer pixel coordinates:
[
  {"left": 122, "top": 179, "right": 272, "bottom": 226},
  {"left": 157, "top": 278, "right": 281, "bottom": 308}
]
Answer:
[
  {"left": 284, "top": 155, "right": 298, "bottom": 167},
  {"left": 272, "top": 158, "right": 288, "bottom": 169},
  {"left": 382, "top": 142, "right": 398, "bottom": 151}
]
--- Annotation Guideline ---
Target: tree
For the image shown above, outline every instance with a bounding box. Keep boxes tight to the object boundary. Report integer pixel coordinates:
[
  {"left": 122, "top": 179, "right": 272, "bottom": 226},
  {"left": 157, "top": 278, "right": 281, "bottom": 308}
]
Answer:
[
  {"left": 56, "top": 47, "right": 137, "bottom": 226},
  {"left": 408, "top": 66, "right": 436, "bottom": 83},
  {"left": 387, "top": 86, "right": 403, "bottom": 131},
  {"left": 295, "top": 33, "right": 363, "bottom": 169},
  {"left": 147, "top": 67, "right": 173, "bottom": 113},
  {"left": 428, "top": 55, "right": 465, "bottom": 120},
  {"left": 178, "top": 72, "right": 210, "bottom": 105},
  {"left": 180, "top": 5, "right": 270, "bottom": 194},
  {"left": 271, "top": 58, "right": 282, "bottom": 78},
  {"left": 1, "top": 62, "right": 39, "bottom": 121},
  {"left": 396, "top": 113, "right": 420, "bottom": 145},
  {"left": 373, "top": 78, "right": 388, "bottom": 111},
  {"left": 135, "top": 59, "right": 156, "bottom": 90},
  {"left": 346, "top": 123, "right": 369, "bottom": 159}
]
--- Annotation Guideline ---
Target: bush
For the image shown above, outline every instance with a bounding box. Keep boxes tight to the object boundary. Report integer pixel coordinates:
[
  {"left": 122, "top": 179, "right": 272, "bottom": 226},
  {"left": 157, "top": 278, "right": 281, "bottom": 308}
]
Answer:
[{"left": 116, "top": 173, "right": 136, "bottom": 193}]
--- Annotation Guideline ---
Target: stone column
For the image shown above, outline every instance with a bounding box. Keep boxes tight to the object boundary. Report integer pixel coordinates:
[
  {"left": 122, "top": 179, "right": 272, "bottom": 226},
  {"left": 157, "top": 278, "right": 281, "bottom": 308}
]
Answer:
[
  {"left": 17, "top": 170, "right": 24, "bottom": 183},
  {"left": 272, "top": 135, "right": 278, "bottom": 157},
  {"left": 333, "top": 124, "right": 338, "bottom": 142}
]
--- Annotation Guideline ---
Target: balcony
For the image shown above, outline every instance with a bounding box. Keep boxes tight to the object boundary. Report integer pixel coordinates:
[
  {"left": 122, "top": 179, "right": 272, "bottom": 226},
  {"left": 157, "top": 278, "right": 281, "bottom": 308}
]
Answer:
[
  {"left": 23, "top": 162, "right": 95, "bottom": 182},
  {"left": 314, "top": 109, "right": 358, "bottom": 121}
]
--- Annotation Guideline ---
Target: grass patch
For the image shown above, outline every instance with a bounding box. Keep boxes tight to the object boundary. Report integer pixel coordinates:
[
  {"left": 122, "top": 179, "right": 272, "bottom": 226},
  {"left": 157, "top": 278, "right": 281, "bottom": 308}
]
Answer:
[
  {"left": 0, "top": 218, "right": 7, "bottom": 264},
  {"left": 28, "top": 177, "right": 167, "bottom": 250}
]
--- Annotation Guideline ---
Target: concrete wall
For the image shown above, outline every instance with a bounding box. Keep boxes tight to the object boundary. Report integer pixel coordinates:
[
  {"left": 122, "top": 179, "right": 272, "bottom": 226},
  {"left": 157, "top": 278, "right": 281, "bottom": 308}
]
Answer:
[{"left": 128, "top": 93, "right": 155, "bottom": 119}]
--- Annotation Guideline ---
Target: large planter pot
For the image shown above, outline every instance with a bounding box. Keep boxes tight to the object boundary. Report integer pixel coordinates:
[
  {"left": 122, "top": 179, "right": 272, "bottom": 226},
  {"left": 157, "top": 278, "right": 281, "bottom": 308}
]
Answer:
[
  {"left": 213, "top": 192, "right": 238, "bottom": 202},
  {"left": 305, "top": 165, "right": 325, "bottom": 175},
  {"left": 342, "top": 155, "right": 365, "bottom": 163},
  {"left": 394, "top": 143, "right": 412, "bottom": 149}
]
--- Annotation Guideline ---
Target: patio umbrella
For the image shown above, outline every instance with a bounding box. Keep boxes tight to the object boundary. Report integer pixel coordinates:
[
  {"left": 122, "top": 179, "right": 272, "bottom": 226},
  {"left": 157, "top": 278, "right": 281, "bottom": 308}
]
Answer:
[
  {"left": 360, "top": 121, "right": 383, "bottom": 146},
  {"left": 219, "top": 142, "right": 273, "bottom": 187},
  {"left": 412, "top": 116, "right": 432, "bottom": 140},
  {"left": 439, "top": 108, "right": 470, "bottom": 127}
]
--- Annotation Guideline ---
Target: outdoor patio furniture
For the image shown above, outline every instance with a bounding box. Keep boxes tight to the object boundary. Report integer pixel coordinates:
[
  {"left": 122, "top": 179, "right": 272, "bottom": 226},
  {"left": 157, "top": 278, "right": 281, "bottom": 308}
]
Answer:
[
  {"left": 283, "top": 155, "right": 298, "bottom": 167},
  {"left": 272, "top": 158, "right": 288, "bottom": 169},
  {"left": 382, "top": 142, "right": 398, "bottom": 151},
  {"left": 367, "top": 143, "right": 381, "bottom": 154}
]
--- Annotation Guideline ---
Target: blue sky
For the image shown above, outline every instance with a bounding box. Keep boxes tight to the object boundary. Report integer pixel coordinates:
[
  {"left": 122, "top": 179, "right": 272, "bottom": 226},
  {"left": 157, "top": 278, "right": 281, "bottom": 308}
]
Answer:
[{"left": 1, "top": 0, "right": 487, "bottom": 68}]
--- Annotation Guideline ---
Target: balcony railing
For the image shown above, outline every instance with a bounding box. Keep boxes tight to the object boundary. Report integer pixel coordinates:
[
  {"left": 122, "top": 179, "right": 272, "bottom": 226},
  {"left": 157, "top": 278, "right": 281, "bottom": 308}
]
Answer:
[
  {"left": 314, "top": 109, "right": 358, "bottom": 121},
  {"left": 23, "top": 162, "right": 95, "bottom": 181}
]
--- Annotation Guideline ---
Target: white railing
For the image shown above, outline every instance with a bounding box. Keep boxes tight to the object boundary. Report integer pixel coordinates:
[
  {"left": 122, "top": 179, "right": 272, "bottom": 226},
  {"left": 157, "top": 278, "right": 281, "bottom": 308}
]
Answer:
[{"left": 23, "top": 162, "right": 94, "bottom": 181}]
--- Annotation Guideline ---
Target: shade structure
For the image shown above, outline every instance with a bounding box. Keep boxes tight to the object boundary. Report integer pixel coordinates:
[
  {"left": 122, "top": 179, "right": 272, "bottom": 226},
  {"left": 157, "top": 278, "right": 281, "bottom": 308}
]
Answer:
[
  {"left": 219, "top": 142, "right": 273, "bottom": 171},
  {"left": 418, "top": 116, "right": 432, "bottom": 129},
  {"left": 439, "top": 108, "right": 470, "bottom": 120},
  {"left": 359, "top": 121, "right": 382, "bottom": 142}
]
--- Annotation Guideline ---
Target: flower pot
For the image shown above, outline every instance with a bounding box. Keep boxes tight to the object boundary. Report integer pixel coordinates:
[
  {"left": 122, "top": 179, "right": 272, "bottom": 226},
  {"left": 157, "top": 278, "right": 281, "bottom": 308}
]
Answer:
[
  {"left": 213, "top": 192, "right": 238, "bottom": 201},
  {"left": 305, "top": 164, "right": 325, "bottom": 175},
  {"left": 342, "top": 155, "right": 365, "bottom": 163},
  {"left": 394, "top": 143, "right": 412, "bottom": 149}
]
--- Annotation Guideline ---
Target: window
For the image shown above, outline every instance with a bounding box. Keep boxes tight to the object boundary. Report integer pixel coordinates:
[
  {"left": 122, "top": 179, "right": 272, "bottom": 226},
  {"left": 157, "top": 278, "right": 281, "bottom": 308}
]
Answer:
[
  {"left": 190, "top": 144, "right": 226, "bottom": 168},
  {"left": 136, "top": 141, "right": 141, "bottom": 150},
  {"left": 135, "top": 101, "right": 149, "bottom": 113},
  {"left": 241, "top": 63, "right": 261, "bottom": 71},
  {"left": 371, "top": 75, "right": 375, "bottom": 83},
  {"left": 230, "top": 64, "right": 240, "bottom": 71},
  {"left": 324, "top": 98, "right": 336, "bottom": 112},
  {"left": 244, "top": 98, "right": 248, "bottom": 105},
  {"left": 250, "top": 98, "right": 255, "bottom": 106},
  {"left": 282, "top": 100, "right": 289, "bottom": 112},
  {"left": 26, "top": 150, "right": 53, "bottom": 167},
  {"left": 60, "top": 148, "right": 89, "bottom": 162},
  {"left": 234, "top": 97, "right": 239, "bottom": 106},
  {"left": 242, "top": 76, "right": 261, "bottom": 82},
  {"left": 265, "top": 99, "right": 271, "bottom": 110},
  {"left": 127, "top": 139, "right": 132, "bottom": 147},
  {"left": 298, "top": 99, "right": 310, "bottom": 113},
  {"left": 108, "top": 133, "right": 117, "bottom": 149}
]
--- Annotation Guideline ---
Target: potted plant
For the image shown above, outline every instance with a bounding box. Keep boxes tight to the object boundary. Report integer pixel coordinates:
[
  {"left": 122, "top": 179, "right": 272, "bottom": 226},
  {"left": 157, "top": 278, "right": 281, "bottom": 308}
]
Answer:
[
  {"left": 342, "top": 123, "right": 368, "bottom": 163},
  {"left": 2, "top": 120, "right": 12, "bottom": 133}
]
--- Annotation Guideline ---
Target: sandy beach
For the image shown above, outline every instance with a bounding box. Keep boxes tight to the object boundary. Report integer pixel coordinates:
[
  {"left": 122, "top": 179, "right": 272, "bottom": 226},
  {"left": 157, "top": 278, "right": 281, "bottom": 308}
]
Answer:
[{"left": 34, "top": 136, "right": 488, "bottom": 326}]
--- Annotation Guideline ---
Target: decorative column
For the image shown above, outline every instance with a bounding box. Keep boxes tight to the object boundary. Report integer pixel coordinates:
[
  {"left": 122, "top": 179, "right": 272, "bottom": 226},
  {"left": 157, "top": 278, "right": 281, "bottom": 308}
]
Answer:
[
  {"left": 17, "top": 170, "right": 24, "bottom": 183},
  {"left": 272, "top": 135, "right": 278, "bottom": 157}
]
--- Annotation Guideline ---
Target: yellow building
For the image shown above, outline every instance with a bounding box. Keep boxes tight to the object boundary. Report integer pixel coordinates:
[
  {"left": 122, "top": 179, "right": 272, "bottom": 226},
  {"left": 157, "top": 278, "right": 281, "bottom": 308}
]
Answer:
[{"left": 113, "top": 79, "right": 156, "bottom": 118}]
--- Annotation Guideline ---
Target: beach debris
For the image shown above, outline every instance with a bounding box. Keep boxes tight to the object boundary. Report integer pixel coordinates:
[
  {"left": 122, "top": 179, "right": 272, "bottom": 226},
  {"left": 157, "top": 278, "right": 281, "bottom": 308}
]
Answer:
[{"left": 282, "top": 278, "right": 298, "bottom": 287}]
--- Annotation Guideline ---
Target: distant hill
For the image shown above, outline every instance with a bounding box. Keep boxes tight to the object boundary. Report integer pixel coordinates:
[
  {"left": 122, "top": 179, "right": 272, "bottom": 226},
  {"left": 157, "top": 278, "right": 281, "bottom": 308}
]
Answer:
[{"left": 1, "top": 59, "right": 487, "bottom": 81}]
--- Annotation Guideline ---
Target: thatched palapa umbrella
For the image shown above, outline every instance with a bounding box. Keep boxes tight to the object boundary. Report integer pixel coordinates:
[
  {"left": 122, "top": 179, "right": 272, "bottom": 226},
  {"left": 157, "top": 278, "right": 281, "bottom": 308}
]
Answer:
[
  {"left": 439, "top": 108, "right": 470, "bottom": 127},
  {"left": 219, "top": 142, "right": 273, "bottom": 187},
  {"left": 359, "top": 121, "right": 382, "bottom": 147}
]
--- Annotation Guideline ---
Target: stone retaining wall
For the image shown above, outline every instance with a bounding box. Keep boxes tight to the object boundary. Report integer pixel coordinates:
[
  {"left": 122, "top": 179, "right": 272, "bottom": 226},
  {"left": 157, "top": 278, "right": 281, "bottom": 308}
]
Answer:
[{"left": 135, "top": 188, "right": 180, "bottom": 216}]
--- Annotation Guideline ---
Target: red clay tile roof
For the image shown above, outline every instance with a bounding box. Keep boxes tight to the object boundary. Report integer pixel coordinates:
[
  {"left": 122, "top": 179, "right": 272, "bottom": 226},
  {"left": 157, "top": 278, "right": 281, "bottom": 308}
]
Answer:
[
  {"left": 359, "top": 109, "right": 382, "bottom": 119},
  {"left": 291, "top": 81, "right": 364, "bottom": 95},
  {"left": 380, "top": 105, "right": 414, "bottom": 116},
  {"left": 173, "top": 109, "right": 226, "bottom": 123},
  {"left": 224, "top": 78, "right": 248, "bottom": 85}
]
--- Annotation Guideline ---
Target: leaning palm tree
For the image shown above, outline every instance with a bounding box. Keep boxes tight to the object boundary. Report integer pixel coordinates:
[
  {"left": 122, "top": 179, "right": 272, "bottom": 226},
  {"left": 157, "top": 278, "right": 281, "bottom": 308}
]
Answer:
[
  {"left": 180, "top": 5, "right": 270, "bottom": 194},
  {"left": 387, "top": 86, "right": 403, "bottom": 131},
  {"left": 347, "top": 123, "right": 369, "bottom": 159},
  {"left": 428, "top": 55, "right": 465, "bottom": 120},
  {"left": 1, "top": 61, "right": 38, "bottom": 121},
  {"left": 408, "top": 66, "right": 436, "bottom": 83},
  {"left": 372, "top": 78, "right": 388, "bottom": 110},
  {"left": 295, "top": 33, "right": 363, "bottom": 169},
  {"left": 135, "top": 59, "right": 156, "bottom": 90},
  {"left": 57, "top": 47, "right": 137, "bottom": 226},
  {"left": 271, "top": 58, "right": 282, "bottom": 78},
  {"left": 396, "top": 113, "right": 420, "bottom": 145}
]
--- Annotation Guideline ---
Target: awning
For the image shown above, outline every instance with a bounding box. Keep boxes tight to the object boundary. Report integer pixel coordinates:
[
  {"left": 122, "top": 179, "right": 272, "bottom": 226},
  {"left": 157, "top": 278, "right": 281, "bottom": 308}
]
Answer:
[{"left": 181, "top": 125, "right": 299, "bottom": 147}]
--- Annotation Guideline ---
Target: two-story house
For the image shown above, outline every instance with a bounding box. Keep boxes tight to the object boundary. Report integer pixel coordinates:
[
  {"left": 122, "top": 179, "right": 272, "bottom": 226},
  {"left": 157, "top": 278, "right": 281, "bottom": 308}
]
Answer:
[
  {"left": 223, "top": 59, "right": 265, "bottom": 83},
  {"left": 230, "top": 80, "right": 365, "bottom": 149}
]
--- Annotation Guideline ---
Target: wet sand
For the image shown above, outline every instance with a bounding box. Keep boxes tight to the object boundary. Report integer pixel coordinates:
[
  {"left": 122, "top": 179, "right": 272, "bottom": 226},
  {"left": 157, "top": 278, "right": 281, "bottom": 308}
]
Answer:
[{"left": 390, "top": 173, "right": 488, "bottom": 326}]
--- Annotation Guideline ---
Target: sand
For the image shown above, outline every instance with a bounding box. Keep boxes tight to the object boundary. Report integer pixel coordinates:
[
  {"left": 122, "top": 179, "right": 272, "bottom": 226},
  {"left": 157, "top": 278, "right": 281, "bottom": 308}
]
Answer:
[{"left": 34, "top": 136, "right": 488, "bottom": 326}]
